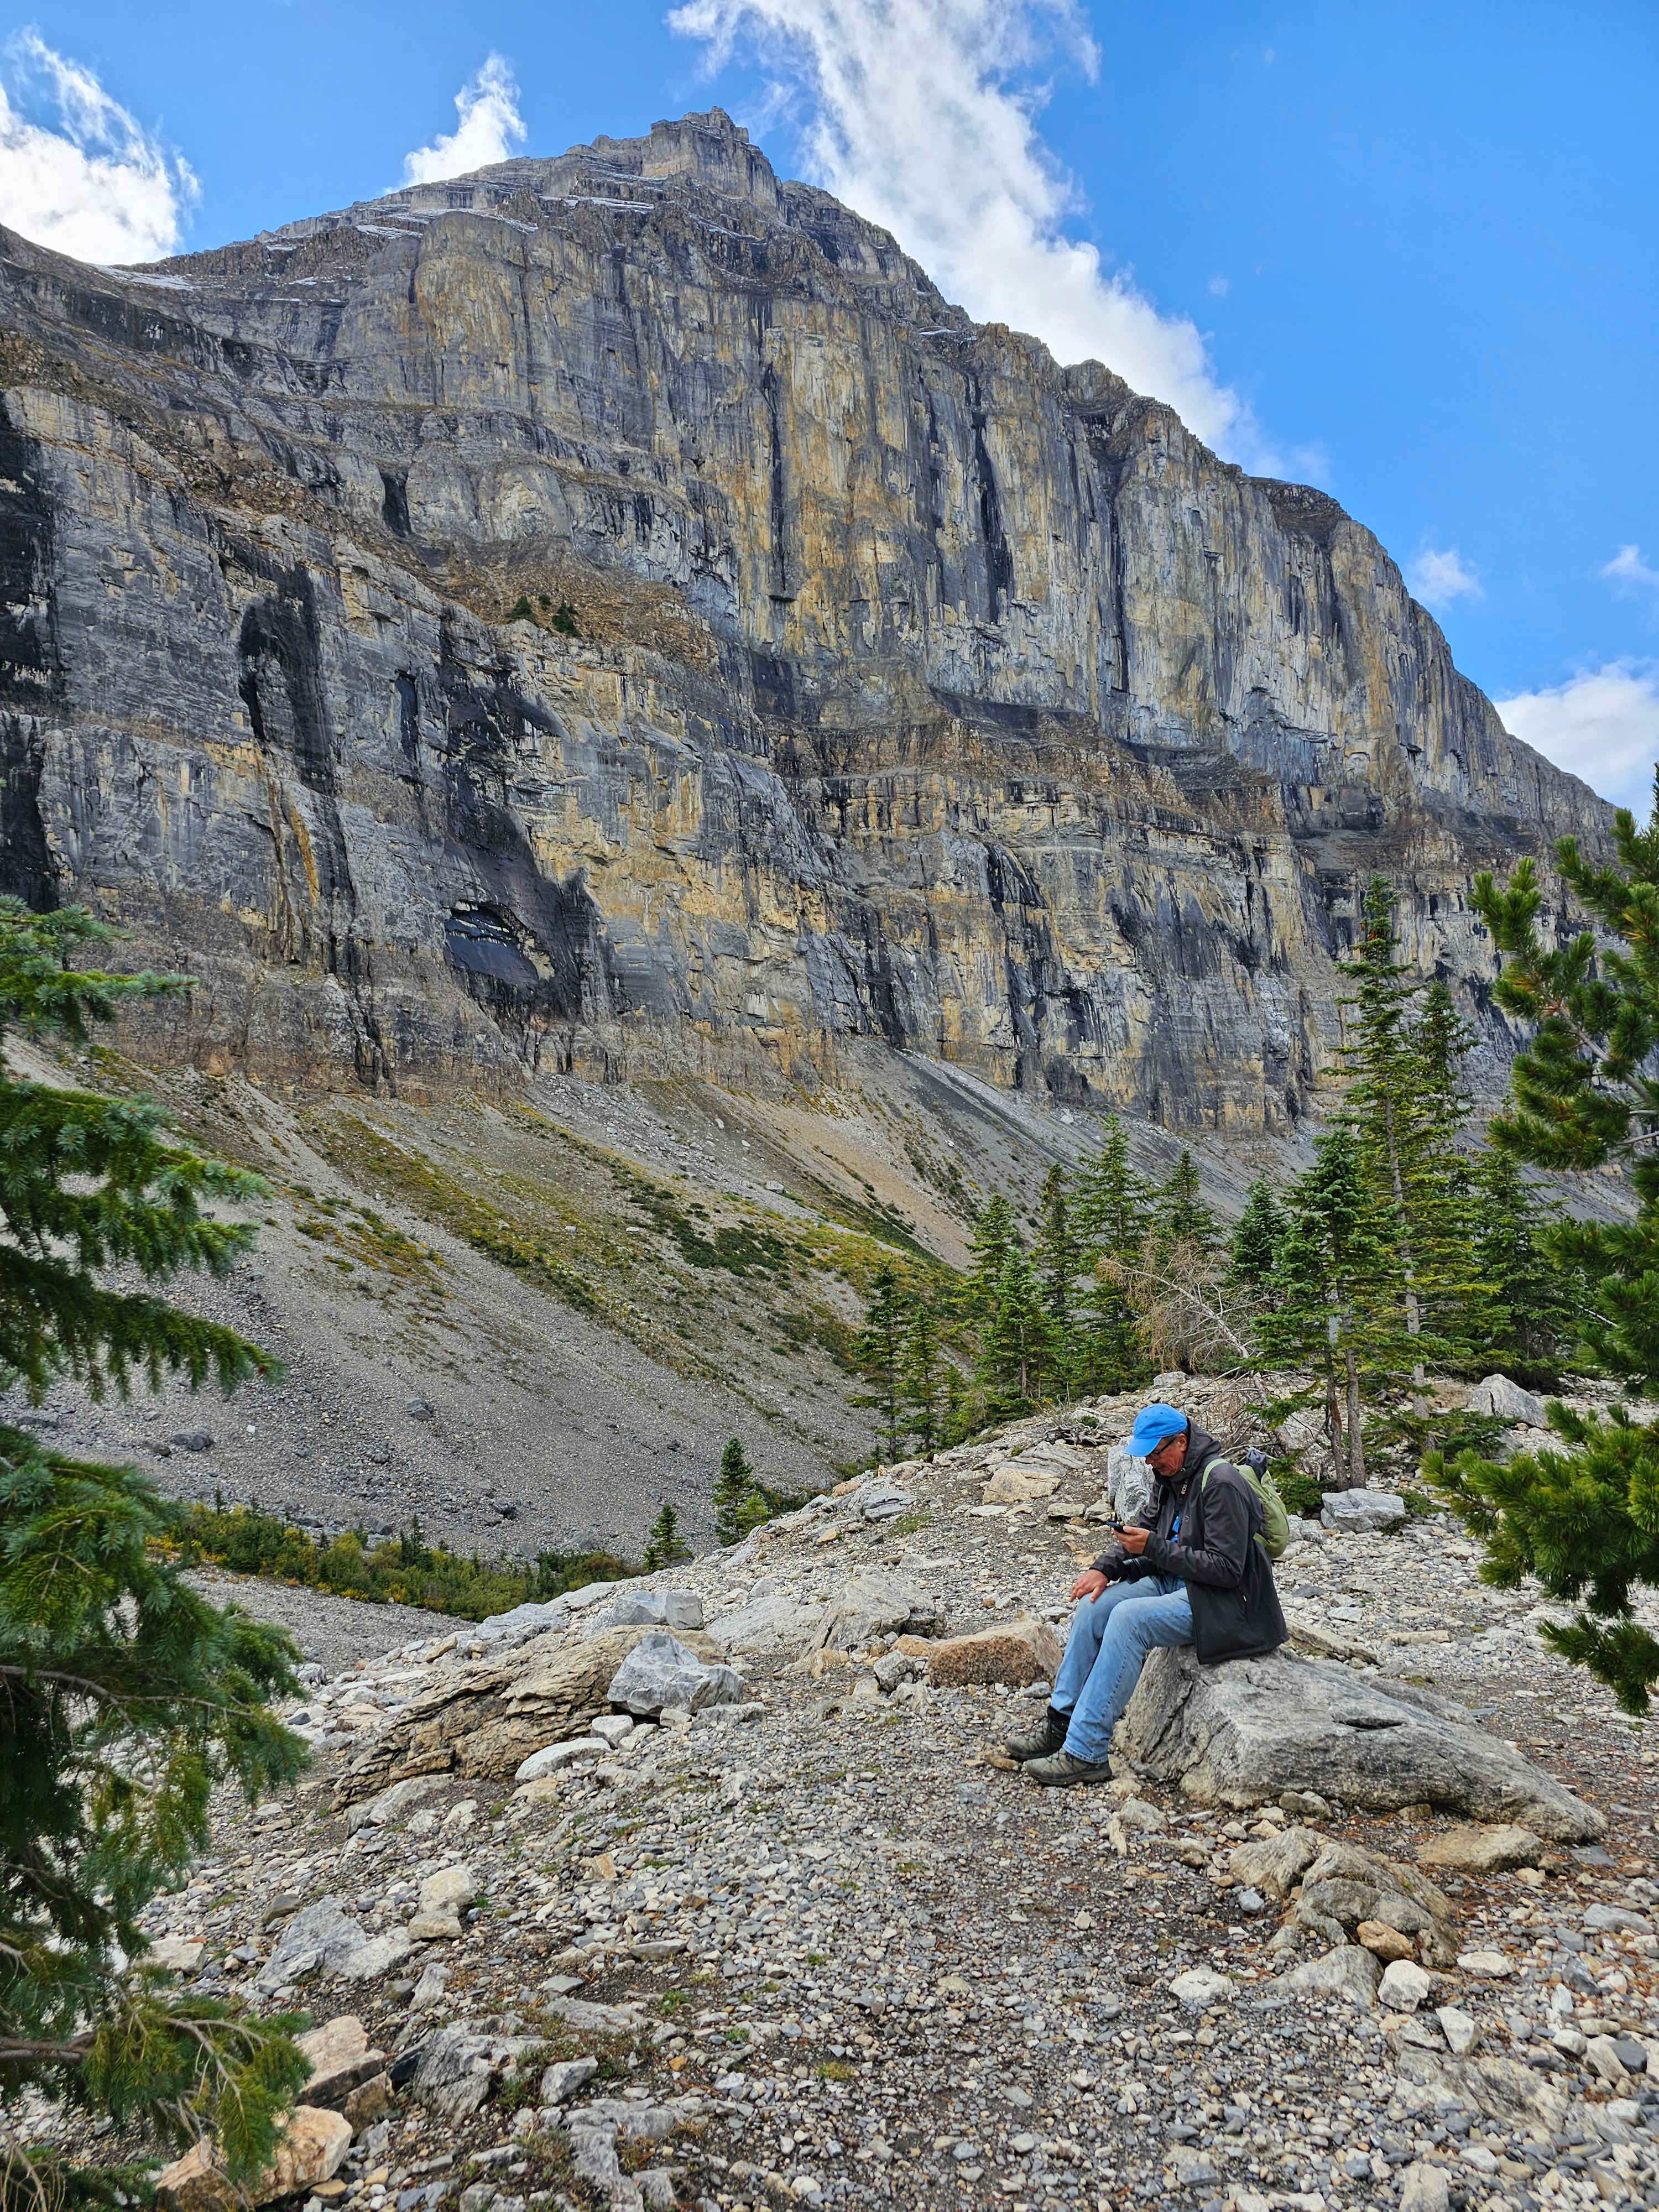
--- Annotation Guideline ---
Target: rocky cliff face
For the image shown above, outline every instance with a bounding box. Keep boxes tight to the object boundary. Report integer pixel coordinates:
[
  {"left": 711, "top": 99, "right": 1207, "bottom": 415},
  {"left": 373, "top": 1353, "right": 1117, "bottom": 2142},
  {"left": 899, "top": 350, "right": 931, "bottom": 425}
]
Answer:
[{"left": 0, "top": 108, "right": 1606, "bottom": 1133}]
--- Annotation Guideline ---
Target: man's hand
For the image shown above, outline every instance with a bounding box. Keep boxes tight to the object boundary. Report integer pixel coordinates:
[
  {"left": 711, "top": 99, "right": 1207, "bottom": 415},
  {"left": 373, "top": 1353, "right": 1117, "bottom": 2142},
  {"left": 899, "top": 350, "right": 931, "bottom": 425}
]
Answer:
[
  {"left": 1070, "top": 1567, "right": 1110, "bottom": 1603},
  {"left": 1118, "top": 1525, "right": 1151, "bottom": 1556}
]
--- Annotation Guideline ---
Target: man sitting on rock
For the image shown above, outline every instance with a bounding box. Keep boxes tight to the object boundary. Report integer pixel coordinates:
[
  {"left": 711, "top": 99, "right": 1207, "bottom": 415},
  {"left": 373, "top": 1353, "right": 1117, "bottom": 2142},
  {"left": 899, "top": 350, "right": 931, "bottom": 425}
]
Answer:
[{"left": 1008, "top": 1403, "right": 1287, "bottom": 1787}]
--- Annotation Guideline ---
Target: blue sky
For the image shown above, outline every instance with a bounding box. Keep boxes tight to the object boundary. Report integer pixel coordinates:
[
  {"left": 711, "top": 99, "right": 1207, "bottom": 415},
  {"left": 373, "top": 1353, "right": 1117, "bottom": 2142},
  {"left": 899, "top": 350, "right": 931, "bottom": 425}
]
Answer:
[{"left": 2, "top": 0, "right": 1654, "bottom": 806}]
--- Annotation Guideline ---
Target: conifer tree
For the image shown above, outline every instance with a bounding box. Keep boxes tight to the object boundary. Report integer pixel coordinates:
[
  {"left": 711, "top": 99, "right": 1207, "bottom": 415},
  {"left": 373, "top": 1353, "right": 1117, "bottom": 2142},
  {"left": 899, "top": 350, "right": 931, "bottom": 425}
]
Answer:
[
  {"left": 1072, "top": 1113, "right": 1151, "bottom": 1257},
  {"left": 1150, "top": 1149, "right": 1219, "bottom": 1260},
  {"left": 898, "top": 1299, "right": 944, "bottom": 1454},
  {"left": 1430, "top": 787, "right": 1659, "bottom": 1708},
  {"left": 1335, "top": 878, "right": 1477, "bottom": 1372},
  {"left": 1227, "top": 1175, "right": 1286, "bottom": 1292},
  {"left": 975, "top": 1250, "right": 1056, "bottom": 1417},
  {"left": 1031, "top": 1165, "right": 1084, "bottom": 1387},
  {"left": 851, "top": 1264, "right": 909, "bottom": 1460},
  {"left": 1467, "top": 1149, "right": 1583, "bottom": 1385},
  {"left": 0, "top": 901, "right": 309, "bottom": 2206},
  {"left": 643, "top": 1500, "right": 684, "bottom": 1571},
  {"left": 712, "top": 1436, "right": 761, "bottom": 1545},
  {"left": 1255, "top": 1125, "right": 1402, "bottom": 1487},
  {"left": 959, "top": 1193, "right": 1020, "bottom": 1325}
]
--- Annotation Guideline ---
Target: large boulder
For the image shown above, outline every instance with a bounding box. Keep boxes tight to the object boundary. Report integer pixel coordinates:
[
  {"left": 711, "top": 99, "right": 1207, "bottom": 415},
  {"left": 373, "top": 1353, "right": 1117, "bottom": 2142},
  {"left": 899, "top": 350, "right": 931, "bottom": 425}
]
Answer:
[
  {"left": 1290, "top": 1839, "right": 1460, "bottom": 1965},
  {"left": 582, "top": 1589, "right": 703, "bottom": 1636},
  {"left": 711, "top": 1577, "right": 830, "bottom": 1658},
  {"left": 1320, "top": 1489, "right": 1406, "bottom": 1532},
  {"left": 328, "top": 1623, "right": 728, "bottom": 1798},
  {"left": 1116, "top": 1646, "right": 1605, "bottom": 1840},
  {"left": 925, "top": 1616, "right": 1063, "bottom": 1688},
  {"left": 155, "top": 2106, "right": 351, "bottom": 2210},
  {"left": 1464, "top": 1374, "right": 1547, "bottom": 1426},
  {"left": 254, "top": 1899, "right": 408, "bottom": 1991},
  {"left": 409, "top": 2025, "right": 541, "bottom": 2121},
  {"left": 606, "top": 1632, "right": 744, "bottom": 1717},
  {"left": 812, "top": 1569, "right": 945, "bottom": 1654},
  {"left": 295, "top": 2016, "right": 385, "bottom": 2109}
]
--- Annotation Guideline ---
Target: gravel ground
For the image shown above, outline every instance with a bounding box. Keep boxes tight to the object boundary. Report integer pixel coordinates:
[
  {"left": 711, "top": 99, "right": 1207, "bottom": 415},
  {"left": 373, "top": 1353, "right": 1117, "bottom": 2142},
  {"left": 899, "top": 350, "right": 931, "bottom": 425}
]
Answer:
[
  {"left": 35, "top": 1385, "right": 1659, "bottom": 2212},
  {"left": 182, "top": 1568, "right": 456, "bottom": 1674}
]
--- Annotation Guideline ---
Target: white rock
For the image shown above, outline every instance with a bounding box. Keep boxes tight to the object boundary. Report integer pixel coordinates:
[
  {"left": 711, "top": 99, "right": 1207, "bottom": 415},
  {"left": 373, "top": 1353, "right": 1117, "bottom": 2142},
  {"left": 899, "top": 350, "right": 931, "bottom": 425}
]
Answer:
[
  {"left": 420, "top": 1865, "right": 474, "bottom": 1916},
  {"left": 1279, "top": 1944, "right": 1382, "bottom": 2006},
  {"left": 591, "top": 1712, "right": 635, "bottom": 1746},
  {"left": 1464, "top": 1374, "right": 1547, "bottom": 1426},
  {"left": 1320, "top": 1489, "right": 1407, "bottom": 1532},
  {"left": 1455, "top": 1949, "right": 1514, "bottom": 1978},
  {"left": 606, "top": 1632, "right": 745, "bottom": 1718},
  {"left": 1436, "top": 2005, "right": 1478, "bottom": 2057},
  {"left": 515, "top": 1737, "right": 608, "bottom": 1781},
  {"left": 1169, "top": 1968, "right": 1235, "bottom": 2008},
  {"left": 1399, "top": 2161, "right": 1451, "bottom": 2212},
  {"left": 1379, "top": 1958, "right": 1434, "bottom": 2010}
]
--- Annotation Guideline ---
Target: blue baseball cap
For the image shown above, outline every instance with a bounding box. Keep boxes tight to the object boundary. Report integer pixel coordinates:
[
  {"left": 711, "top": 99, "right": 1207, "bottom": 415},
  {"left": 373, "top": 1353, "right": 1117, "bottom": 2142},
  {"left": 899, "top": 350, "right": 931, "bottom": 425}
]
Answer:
[{"left": 1128, "top": 1403, "right": 1188, "bottom": 1456}]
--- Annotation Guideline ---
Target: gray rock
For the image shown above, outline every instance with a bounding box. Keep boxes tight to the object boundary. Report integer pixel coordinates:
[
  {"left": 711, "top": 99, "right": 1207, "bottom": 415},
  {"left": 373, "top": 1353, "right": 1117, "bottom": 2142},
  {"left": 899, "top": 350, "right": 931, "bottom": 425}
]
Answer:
[
  {"left": 170, "top": 1430, "right": 215, "bottom": 1453},
  {"left": 1277, "top": 1944, "right": 1381, "bottom": 2006},
  {"left": 815, "top": 1569, "right": 945, "bottom": 1653},
  {"left": 1227, "top": 1825, "right": 1324, "bottom": 1897},
  {"left": 539, "top": 2057, "right": 599, "bottom": 2105},
  {"left": 712, "top": 1578, "right": 830, "bottom": 1658},
  {"left": 856, "top": 1478, "right": 916, "bottom": 1522},
  {"left": 468, "top": 1600, "right": 572, "bottom": 1652},
  {"left": 1319, "top": 1489, "right": 1406, "bottom": 1532},
  {"left": 256, "top": 1899, "right": 368, "bottom": 1990},
  {"left": 410, "top": 2026, "right": 539, "bottom": 2122},
  {"left": 1397, "top": 2162, "right": 1451, "bottom": 2212},
  {"left": 606, "top": 1632, "right": 744, "bottom": 1717},
  {"left": 1465, "top": 1374, "right": 1547, "bottom": 1425},
  {"left": 1117, "top": 1646, "right": 1606, "bottom": 1839},
  {"left": 1106, "top": 1444, "right": 1155, "bottom": 1526},
  {"left": 586, "top": 1590, "right": 704, "bottom": 1634},
  {"left": 345, "top": 1775, "right": 447, "bottom": 1835}
]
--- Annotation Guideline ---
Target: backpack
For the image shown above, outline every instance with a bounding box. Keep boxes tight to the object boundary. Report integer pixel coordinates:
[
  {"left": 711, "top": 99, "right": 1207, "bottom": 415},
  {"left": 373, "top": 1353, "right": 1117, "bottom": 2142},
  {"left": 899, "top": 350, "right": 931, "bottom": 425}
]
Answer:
[{"left": 1200, "top": 1452, "right": 1290, "bottom": 1562}]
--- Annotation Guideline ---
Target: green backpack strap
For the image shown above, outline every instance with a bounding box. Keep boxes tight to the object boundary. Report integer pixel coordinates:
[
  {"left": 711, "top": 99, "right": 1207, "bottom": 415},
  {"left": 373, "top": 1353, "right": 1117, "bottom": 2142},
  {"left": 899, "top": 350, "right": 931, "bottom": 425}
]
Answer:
[{"left": 1200, "top": 1455, "right": 1290, "bottom": 1562}]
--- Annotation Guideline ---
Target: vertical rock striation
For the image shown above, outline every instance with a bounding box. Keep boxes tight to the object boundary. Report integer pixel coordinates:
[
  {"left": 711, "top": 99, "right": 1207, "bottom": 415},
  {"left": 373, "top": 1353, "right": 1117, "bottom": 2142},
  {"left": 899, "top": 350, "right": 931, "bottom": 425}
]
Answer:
[{"left": 0, "top": 109, "right": 1607, "bottom": 1130}]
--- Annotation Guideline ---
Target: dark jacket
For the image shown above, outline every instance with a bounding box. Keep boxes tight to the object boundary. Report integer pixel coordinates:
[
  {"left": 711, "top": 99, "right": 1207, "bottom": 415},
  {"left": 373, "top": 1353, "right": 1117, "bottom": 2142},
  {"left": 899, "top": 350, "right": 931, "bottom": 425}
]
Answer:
[{"left": 1093, "top": 1424, "right": 1287, "bottom": 1666}]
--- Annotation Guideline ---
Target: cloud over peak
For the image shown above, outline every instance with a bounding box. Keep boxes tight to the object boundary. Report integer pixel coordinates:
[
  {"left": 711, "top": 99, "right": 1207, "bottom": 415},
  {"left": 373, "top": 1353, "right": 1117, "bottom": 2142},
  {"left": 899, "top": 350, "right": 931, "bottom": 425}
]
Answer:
[
  {"left": 400, "top": 54, "right": 526, "bottom": 188},
  {"left": 1406, "top": 544, "right": 1483, "bottom": 611},
  {"left": 0, "top": 32, "right": 197, "bottom": 263},
  {"left": 1498, "top": 660, "right": 1659, "bottom": 817},
  {"left": 669, "top": 0, "right": 1293, "bottom": 474}
]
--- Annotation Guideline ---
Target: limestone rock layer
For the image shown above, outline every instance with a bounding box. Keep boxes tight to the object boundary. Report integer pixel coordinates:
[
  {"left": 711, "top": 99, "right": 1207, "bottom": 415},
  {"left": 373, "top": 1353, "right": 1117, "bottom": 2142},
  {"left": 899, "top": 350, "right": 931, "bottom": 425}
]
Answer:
[{"left": 0, "top": 108, "right": 1606, "bottom": 1126}]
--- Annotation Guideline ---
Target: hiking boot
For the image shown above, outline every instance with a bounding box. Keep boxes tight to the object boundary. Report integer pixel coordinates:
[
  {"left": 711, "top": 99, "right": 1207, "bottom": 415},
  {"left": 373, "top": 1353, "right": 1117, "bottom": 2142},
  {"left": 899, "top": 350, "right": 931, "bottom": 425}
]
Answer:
[
  {"left": 1004, "top": 1705, "right": 1069, "bottom": 1762},
  {"left": 1023, "top": 1748, "right": 1114, "bottom": 1788}
]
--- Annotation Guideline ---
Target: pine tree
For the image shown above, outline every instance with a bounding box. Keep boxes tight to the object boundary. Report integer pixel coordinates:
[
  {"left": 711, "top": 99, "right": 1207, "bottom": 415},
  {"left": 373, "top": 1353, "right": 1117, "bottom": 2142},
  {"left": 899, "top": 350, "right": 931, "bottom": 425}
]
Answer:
[
  {"left": 1150, "top": 1149, "right": 1219, "bottom": 1260},
  {"left": 643, "top": 1500, "right": 684, "bottom": 1570},
  {"left": 0, "top": 901, "right": 309, "bottom": 2206},
  {"left": 712, "top": 1436, "right": 760, "bottom": 1545},
  {"left": 1227, "top": 1175, "right": 1286, "bottom": 1292},
  {"left": 958, "top": 1193, "right": 1020, "bottom": 1326},
  {"left": 1430, "top": 787, "right": 1659, "bottom": 1709},
  {"left": 1072, "top": 1113, "right": 1151, "bottom": 1258},
  {"left": 975, "top": 1251, "right": 1057, "bottom": 1417},
  {"left": 850, "top": 1263, "right": 907, "bottom": 1459},
  {"left": 1255, "top": 1124, "right": 1404, "bottom": 1487},
  {"left": 1467, "top": 1149, "right": 1584, "bottom": 1384},
  {"left": 1031, "top": 1165, "right": 1086, "bottom": 1389},
  {"left": 898, "top": 1300, "right": 944, "bottom": 1454},
  {"left": 1335, "top": 878, "right": 1478, "bottom": 1375}
]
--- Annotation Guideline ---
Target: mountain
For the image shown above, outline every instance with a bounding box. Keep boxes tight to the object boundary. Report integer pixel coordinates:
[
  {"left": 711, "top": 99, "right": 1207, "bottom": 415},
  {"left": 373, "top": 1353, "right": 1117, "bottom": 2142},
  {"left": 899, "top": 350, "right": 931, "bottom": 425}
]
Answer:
[
  {"left": 0, "top": 106, "right": 1604, "bottom": 1133},
  {"left": 0, "top": 110, "right": 1612, "bottom": 1543}
]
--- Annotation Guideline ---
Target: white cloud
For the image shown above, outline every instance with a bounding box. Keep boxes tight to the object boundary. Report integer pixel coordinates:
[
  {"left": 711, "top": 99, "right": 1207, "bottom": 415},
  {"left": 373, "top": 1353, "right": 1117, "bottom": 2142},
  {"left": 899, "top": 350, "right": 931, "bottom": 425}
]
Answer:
[
  {"left": 1407, "top": 544, "right": 1483, "bottom": 609},
  {"left": 0, "top": 32, "right": 197, "bottom": 263},
  {"left": 667, "top": 0, "right": 1295, "bottom": 474},
  {"left": 1207, "top": 273, "right": 1230, "bottom": 299},
  {"left": 400, "top": 54, "right": 525, "bottom": 186},
  {"left": 1601, "top": 542, "right": 1659, "bottom": 609},
  {"left": 1497, "top": 660, "right": 1659, "bottom": 816}
]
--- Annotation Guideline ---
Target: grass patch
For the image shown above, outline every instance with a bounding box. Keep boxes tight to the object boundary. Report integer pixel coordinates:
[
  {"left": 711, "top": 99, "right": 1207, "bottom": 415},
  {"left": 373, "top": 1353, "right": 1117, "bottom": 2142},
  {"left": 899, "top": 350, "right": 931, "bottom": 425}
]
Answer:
[{"left": 169, "top": 1499, "right": 630, "bottom": 1621}]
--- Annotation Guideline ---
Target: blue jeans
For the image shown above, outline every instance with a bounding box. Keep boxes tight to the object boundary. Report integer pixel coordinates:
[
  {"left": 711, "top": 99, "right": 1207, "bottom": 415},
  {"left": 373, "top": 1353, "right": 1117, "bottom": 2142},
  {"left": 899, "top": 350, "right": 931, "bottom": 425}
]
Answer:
[{"left": 1050, "top": 1575, "right": 1194, "bottom": 1765}]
